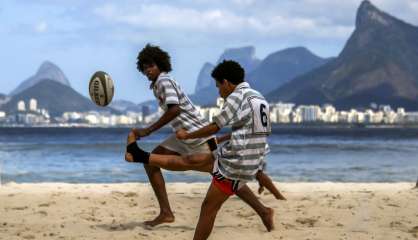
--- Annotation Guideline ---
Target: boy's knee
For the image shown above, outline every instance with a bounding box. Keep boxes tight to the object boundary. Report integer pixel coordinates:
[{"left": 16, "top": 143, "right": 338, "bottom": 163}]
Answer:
[
  {"left": 183, "top": 155, "right": 197, "bottom": 165},
  {"left": 144, "top": 164, "right": 160, "bottom": 173},
  {"left": 128, "top": 131, "right": 136, "bottom": 139}
]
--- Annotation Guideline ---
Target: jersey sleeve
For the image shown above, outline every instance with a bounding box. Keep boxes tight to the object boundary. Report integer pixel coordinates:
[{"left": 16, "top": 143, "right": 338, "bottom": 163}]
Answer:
[
  {"left": 157, "top": 79, "right": 180, "bottom": 106},
  {"left": 212, "top": 93, "right": 241, "bottom": 128}
]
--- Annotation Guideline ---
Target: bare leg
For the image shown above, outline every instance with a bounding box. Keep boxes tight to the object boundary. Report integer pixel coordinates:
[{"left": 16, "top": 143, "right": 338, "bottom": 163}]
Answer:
[
  {"left": 148, "top": 153, "right": 213, "bottom": 172},
  {"left": 256, "top": 171, "right": 286, "bottom": 200},
  {"left": 125, "top": 132, "right": 213, "bottom": 173},
  {"left": 143, "top": 146, "right": 179, "bottom": 226},
  {"left": 125, "top": 132, "right": 176, "bottom": 227},
  {"left": 193, "top": 183, "right": 229, "bottom": 240},
  {"left": 236, "top": 185, "right": 274, "bottom": 231}
]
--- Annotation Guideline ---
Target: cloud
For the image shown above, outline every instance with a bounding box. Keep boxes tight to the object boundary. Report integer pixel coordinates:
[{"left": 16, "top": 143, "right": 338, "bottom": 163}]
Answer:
[
  {"left": 93, "top": 2, "right": 354, "bottom": 41},
  {"left": 35, "top": 21, "right": 48, "bottom": 33}
]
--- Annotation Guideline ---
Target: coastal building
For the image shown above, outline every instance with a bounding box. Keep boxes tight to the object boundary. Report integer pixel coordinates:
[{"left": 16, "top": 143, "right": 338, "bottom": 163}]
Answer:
[
  {"left": 17, "top": 100, "right": 25, "bottom": 111},
  {"left": 29, "top": 98, "right": 37, "bottom": 112},
  {"left": 197, "top": 98, "right": 224, "bottom": 122},
  {"left": 0, "top": 111, "right": 5, "bottom": 122},
  {"left": 270, "top": 102, "right": 294, "bottom": 123},
  {"left": 6, "top": 100, "right": 418, "bottom": 127},
  {"left": 297, "top": 105, "right": 322, "bottom": 122},
  {"left": 403, "top": 112, "right": 418, "bottom": 124},
  {"left": 321, "top": 104, "right": 337, "bottom": 123}
]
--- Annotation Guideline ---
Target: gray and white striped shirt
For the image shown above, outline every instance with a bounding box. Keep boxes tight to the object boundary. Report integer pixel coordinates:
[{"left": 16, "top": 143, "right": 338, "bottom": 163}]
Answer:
[
  {"left": 152, "top": 73, "right": 211, "bottom": 146},
  {"left": 213, "top": 82, "right": 271, "bottom": 181}
]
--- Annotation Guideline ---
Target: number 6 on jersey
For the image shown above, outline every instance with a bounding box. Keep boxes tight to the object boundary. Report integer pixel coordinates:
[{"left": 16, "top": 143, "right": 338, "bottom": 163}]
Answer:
[{"left": 248, "top": 96, "right": 271, "bottom": 135}]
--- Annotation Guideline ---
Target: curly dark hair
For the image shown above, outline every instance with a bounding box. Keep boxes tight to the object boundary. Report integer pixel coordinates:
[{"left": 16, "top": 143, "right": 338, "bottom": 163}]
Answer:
[
  {"left": 211, "top": 60, "right": 245, "bottom": 85},
  {"left": 136, "top": 44, "right": 172, "bottom": 73}
]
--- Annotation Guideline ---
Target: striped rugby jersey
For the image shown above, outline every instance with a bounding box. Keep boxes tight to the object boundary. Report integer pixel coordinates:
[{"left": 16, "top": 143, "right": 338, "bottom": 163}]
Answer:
[
  {"left": 152, "top": 72, "right": 211, "bottom": 146},
  {"left": 213, "top": 82, "right": 271, "bottom": 181}
]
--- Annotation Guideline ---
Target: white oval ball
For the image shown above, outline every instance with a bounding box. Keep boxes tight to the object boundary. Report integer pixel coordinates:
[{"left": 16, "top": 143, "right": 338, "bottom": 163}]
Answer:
[{"left": 89, "top": 71, "right": 114, "bottom": 107}]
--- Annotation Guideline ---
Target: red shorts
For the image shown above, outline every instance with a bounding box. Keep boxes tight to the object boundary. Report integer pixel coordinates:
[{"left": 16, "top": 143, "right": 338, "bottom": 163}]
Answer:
[{"left": 211, "top": 160, "right": 244, "bottom": 196}]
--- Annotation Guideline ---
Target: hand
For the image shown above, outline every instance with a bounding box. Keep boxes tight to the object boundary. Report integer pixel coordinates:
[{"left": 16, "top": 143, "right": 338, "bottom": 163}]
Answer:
[
  {"left": 176, "top": 129, "right": 189, "bottom": 140},
  {"left": 132, "top": 128, "right": 151, "bottom": 139}
]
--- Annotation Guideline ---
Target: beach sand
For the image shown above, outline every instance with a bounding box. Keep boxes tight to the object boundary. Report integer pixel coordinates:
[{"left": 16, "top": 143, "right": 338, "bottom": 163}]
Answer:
[{"left": 1, "top": 182, "right": 417, "bottom": 240}]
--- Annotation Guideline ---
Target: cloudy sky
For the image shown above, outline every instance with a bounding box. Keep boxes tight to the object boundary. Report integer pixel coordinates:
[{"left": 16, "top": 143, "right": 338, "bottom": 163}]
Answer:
[{"left": 1, "top": 0, "right": 418, "bottom": 103}]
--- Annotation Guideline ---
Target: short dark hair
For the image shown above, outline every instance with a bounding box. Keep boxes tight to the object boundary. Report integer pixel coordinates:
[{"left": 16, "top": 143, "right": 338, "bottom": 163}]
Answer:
[
  {"left": 136, "top": 44, "right": 172, "bottom": 73},
  {"left": 211, "top": 60, "right": 245, "bottom": 85}
]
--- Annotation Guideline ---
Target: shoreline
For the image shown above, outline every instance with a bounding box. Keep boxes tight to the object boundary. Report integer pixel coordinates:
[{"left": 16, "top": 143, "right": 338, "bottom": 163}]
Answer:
[{"left": 1, "top": 182, "right": 417, "bottom": 239}]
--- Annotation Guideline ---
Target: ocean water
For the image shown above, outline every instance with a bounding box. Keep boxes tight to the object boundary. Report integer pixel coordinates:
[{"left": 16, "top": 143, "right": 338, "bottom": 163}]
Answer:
[{"left": 0, "top": 127, "right": 417, "bottom": 183}]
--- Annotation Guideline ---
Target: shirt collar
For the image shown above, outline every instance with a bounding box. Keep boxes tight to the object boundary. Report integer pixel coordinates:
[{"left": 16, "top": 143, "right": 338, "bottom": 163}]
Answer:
[
  {"left": 235, "top": 81, "right": 250, "bottom": 90},
  {"left": 150, "top": 72, "right": 169, "bottom": 89}
]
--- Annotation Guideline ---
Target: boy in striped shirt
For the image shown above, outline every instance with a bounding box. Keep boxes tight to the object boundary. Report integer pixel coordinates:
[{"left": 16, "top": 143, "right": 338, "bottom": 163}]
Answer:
[
  {"left": 126, "top": 59, "right": 280, "bottom": 239},
  {"left": 126, "top": 45, "right": 276, "bottom": 229}
]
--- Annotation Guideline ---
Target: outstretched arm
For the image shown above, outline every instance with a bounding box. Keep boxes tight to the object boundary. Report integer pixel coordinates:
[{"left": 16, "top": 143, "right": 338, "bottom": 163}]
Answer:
[
  {"left": 133, "top": 104, "right": 180, "bottom": 138},
  {"left": 177, "top": 123, "right": 220, "bottom": 140}
]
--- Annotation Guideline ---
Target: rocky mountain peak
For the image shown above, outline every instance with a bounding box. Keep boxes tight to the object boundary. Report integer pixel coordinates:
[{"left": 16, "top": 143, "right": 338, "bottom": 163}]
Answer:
[
  {"left": 10, "top": 60, "right": 71, "bottom": 96},
  {"left": 218, "top": 46, "right": 256, "bottom": 62},
  {"left": 356, "top": 0, "right": 392, "bottom": 29}
]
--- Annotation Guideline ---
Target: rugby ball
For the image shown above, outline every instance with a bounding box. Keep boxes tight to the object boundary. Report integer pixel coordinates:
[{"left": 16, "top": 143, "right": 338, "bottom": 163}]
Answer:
[{"left": 89, "top": 71, "right": 114, "bottom": 107}]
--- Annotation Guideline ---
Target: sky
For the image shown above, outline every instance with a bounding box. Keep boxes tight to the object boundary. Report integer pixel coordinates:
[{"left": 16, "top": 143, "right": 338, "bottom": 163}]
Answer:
[{"left": 1, "top": 0, "right": 418, "bottom": 103}]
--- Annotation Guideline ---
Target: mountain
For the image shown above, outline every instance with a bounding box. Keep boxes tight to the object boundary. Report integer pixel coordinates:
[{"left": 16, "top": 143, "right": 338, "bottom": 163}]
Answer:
[
  {"left": 0, "top": 93, "right": 8, "bottom": 107},
  {"left": 190, "top": 46, "right": 329, "bottom": 106},
  {"left": 268, "top": 0, "right": 418, "bottom": 110},
  {"left": 247, "top": 47, "right": 330, "bottom": 95},
  {"left": 10, "top": 61, "right": 71, "bottom": 96},
  {"left": 191, "top": 46, "right": 261, "bottom": 105},
  {"left": 194, "top": 63, "right": 215, "bottom": 93},
  {"left": 217, "top": 46, "right": 261, "bottom": 73},
  {"left": 3, "top": 80, "right": 114, "bottom": 117}
]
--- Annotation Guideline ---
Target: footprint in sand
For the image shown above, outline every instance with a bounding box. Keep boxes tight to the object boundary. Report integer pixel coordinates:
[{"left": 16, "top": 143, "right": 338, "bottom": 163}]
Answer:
[
  {"left": 38, "top": 201, "right": 56, "bottom": 207},
  {"left": 409, "top": 226, "right": 418, "bottom": 238},
  {"left": 76, "top": 196, "right": 89, "bottom": 200},
  {"left": 124, "top": 192, "right": 138, "bottom": 198},
  {"left": 390, "top": 221, "right": 404, "bottom": 228},
  {"left": 36, "top": 210, "right": 48, "bottom": 216},
  {"left": 281, "top": 222, "right": 297, "bottom": 230},
  {"left": 236, "top": 211, "right": 256, "bottom": 218},
  {"left": 22, "top": 234, "right": 35, "bottom": 239},
  {"left": 387, "top": 203, "right": 400, "bottom": 208},
  {"left": 11, "top": 206, "right": 28, "bottom": 211},
  {"left": 295, "top": 217, "right": 318, "bottom": 227}
]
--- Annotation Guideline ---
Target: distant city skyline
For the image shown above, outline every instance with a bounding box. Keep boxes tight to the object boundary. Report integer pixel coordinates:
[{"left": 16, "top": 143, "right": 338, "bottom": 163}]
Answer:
[{"left": 1, "top": 0, "right": 418, "bottom": 103}]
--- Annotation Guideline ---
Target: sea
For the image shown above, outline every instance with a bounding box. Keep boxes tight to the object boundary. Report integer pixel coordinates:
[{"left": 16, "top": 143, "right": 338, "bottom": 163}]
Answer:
[{"left": 0, "top": 127, "right": 417, "bottom": 183}]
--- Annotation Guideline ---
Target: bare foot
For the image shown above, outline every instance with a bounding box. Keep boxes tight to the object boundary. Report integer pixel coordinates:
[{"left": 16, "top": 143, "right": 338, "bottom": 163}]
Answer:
[
  {"left": 261, "top": 207, "right": 274, "bottom": 232},
  {"left": 144, "top": 213, "right": 175, "bottom": 227}
]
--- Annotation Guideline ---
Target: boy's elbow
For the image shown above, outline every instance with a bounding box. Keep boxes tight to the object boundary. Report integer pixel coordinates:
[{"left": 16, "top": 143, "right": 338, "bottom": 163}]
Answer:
[{"left": 168, "top": 104, "right": 181, "bottom": 116}]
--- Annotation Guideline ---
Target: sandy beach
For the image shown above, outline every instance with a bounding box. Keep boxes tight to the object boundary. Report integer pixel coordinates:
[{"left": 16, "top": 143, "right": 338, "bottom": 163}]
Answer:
[{"left": 0, "top": 182, "right": 417, "bottom": 240}]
